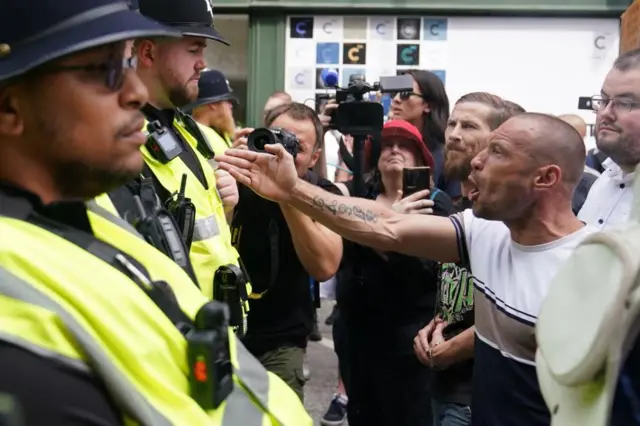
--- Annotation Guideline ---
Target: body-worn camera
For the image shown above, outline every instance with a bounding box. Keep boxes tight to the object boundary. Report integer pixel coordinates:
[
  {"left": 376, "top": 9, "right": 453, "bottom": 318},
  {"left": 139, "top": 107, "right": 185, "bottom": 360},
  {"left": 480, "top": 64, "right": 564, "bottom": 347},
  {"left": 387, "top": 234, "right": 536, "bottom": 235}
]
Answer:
[{"left": 247, "top": 128, "right": 299, "bottom": 159}]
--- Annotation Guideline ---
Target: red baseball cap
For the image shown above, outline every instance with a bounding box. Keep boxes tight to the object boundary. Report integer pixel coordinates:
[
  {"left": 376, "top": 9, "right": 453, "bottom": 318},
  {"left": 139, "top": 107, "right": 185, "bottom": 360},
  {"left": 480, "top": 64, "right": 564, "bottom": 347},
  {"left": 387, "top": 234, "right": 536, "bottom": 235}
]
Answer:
[{"left": 381, "top": 120, "right": 435, "bottom": 170}]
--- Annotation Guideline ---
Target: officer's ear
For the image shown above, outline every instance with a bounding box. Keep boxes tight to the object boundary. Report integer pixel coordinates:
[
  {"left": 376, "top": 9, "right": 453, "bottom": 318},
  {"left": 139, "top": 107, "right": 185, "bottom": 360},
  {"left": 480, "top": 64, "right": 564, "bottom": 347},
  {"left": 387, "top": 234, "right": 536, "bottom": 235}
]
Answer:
[
  {"left": 0, "top": 86, "right": 23, "bottom": 137},
  {"left": 135, "top": 38, "right": 158, "bottom": 67}
]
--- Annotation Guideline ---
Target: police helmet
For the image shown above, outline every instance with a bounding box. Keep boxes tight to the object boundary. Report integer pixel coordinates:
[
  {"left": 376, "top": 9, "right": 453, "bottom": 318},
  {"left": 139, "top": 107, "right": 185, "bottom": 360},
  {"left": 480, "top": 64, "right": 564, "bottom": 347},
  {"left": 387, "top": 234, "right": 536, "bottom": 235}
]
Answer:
[
  {"left": 0, "top": 0, "right": 180, "bottom": 82},
  {"left": 139, "top": 0, "right": 228, "bottom": 45}
]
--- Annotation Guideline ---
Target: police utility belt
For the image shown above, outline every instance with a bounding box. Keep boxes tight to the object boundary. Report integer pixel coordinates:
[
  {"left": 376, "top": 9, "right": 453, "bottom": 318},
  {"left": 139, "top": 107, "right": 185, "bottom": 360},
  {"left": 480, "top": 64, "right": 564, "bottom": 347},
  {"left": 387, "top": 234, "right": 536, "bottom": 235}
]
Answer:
[
  {"left": 10, "top": 200, "right": 234, "bottom": 411},
  {"left": 144, "top": 115, "right": 249, "bottom": 335}
]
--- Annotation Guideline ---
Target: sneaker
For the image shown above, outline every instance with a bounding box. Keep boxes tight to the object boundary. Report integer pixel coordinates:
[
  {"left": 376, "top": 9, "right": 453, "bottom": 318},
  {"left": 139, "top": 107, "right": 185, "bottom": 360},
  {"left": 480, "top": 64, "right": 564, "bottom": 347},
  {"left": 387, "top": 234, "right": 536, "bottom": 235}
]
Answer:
[
  {"left": 321, "top": 394, "right": 348, "bottom": 426},
  {"left": 302, "top": 362, "right": 311, "bottom": 381}
]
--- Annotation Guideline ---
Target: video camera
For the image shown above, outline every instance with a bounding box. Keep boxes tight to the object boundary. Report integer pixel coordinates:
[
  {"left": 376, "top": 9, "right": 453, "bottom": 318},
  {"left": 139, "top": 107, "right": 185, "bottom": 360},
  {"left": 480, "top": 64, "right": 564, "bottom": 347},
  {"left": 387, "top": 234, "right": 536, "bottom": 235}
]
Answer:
[
  {"left": 318, "top": 72, "right": 414, "bottom": 136},
  {"left": 247, "top": 127, "right": 299, "bottom": 159}
]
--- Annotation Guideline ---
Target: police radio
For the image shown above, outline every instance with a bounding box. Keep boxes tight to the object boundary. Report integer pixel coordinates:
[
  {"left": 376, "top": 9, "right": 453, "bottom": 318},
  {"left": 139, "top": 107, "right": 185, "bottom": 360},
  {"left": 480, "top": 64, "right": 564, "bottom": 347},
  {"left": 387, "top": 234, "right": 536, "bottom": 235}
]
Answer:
[
  {"left": 213, "top": 264, "right": 247, "bottom": 336},
  {"left": 165, "top": 174, "right": 196, "bottom": 250},
  {"left": 146, "top": 120, "right": 183, "bottom": 163},
  {"left": 132, "top": 195, "right": 198, "bottom": 284},
  {"left": 186, "top": 301, "right": 233, "bottom": 409}
]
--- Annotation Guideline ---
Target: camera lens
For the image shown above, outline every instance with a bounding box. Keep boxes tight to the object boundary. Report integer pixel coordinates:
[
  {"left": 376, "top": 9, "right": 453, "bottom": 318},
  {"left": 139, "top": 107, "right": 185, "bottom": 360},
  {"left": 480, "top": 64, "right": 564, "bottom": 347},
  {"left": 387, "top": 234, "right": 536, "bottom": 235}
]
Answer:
[{"left": 247, "top": 128, "right": 277, "bottom": 153}]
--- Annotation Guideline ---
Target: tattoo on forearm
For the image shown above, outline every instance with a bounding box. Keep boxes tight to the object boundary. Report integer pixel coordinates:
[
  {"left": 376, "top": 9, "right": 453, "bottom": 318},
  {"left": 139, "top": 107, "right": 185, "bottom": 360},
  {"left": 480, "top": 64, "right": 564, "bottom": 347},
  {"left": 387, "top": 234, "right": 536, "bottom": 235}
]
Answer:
[{"left": 310, "top": 195, "right": 378, "bottom": 223}]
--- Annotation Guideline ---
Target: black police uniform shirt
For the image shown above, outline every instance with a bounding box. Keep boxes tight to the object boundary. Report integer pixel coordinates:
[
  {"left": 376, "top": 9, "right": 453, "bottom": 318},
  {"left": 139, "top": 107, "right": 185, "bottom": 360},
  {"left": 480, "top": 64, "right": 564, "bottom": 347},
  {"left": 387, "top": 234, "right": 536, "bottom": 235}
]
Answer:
[
  {"left": 432, "top": 197, "right": 475, "bottom": 407},
  {"left": 233, "top": 171, "right": 341, "bottom": 355},
  {"left": 0, "top": 182, "right": 125, "bottom": 426}
]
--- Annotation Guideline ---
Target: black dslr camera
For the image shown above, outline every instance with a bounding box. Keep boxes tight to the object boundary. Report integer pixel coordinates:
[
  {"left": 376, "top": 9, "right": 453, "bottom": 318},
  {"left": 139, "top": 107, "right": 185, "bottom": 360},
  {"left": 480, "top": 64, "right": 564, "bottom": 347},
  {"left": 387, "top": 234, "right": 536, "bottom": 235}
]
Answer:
[{"left": 247, "top": 128, "right": 299, "bottom": 159}]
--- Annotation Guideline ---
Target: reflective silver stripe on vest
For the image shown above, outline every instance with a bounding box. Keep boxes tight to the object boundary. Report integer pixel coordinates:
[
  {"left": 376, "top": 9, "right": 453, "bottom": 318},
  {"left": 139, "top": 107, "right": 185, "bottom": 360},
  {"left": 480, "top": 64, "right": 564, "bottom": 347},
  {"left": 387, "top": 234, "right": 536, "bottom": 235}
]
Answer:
[
  {"left": 193, "top": 215, "right": 220, "bottom": 242},
  {"left": 222, "top": 341, "right": 273, "bottom": 425},
  {"left": 86, "top": 200, "right": 144, "bottom": 240},
  {"left": 0, "top": 267, "right": 172, "bottom": 426}
]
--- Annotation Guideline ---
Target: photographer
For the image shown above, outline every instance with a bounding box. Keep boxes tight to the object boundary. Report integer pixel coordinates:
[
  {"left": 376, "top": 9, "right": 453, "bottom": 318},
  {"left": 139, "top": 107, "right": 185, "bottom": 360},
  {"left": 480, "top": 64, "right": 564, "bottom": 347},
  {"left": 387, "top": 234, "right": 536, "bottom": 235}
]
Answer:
[{"left": 231, "top": 102, "right": 343, "bottom": 401}]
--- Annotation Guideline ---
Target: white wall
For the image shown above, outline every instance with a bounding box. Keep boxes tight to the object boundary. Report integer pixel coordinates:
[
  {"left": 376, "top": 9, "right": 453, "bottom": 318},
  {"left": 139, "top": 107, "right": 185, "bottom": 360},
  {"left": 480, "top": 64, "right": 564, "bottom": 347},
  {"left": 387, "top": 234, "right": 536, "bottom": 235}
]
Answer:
[{"left": 284, "top": 15, "right": 620, "bottom": 149}]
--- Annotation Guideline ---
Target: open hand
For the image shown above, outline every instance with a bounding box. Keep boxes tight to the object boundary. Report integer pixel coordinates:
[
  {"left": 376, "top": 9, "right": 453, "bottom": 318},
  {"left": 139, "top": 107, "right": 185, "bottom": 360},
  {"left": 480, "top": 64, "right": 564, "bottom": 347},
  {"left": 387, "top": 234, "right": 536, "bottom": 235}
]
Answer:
[
  {"left": 214, "top": 144, "right": 298, "bottom": 203},
  {"left": 392, "top": 189, "right": 434, "bottom": 215}
]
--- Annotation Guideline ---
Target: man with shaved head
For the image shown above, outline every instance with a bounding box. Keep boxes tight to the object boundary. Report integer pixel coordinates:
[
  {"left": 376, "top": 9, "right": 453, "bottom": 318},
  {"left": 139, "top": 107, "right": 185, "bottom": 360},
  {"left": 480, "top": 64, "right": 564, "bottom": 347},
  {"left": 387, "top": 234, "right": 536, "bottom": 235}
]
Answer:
[
  {"left": 558, "top": 113, "right": 587, "bottom": 137},
  {"left": 419, "top": 92, "right": 524, "bottom": 426},
  {"left": 215, "top": 110, "right": 597, "bottom": 426}
]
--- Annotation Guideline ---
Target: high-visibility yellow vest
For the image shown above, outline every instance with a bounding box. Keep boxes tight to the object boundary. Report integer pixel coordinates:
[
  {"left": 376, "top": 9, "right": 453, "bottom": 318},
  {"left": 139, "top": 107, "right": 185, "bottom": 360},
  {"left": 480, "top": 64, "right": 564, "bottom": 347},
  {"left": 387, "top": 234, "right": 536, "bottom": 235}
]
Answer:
[
  {"left": 0, "top": 201, "right": 311, "bottom": 426},
  {"left": 97, "top": 116, "right": 250, "bottom": 304},
  {"left": 95, "top": 192, "right": 119, "bottom": 216},
  {"left": 197, "top": 123, "right": 232, "bottom": 153}
]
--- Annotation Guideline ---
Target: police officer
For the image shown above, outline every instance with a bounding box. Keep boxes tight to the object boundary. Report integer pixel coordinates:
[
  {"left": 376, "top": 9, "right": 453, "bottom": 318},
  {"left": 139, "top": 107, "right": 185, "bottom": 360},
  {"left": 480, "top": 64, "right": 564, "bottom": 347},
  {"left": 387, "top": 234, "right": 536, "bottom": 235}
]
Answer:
[
  {"left": 95, "top": 0, "right": 252, "bottom": 333},
  {"left": 0, "top": 1, "right": 311, "bottom": 425},
  {"left": 184, "top": 68, "right": 237, "bottom": 152}
]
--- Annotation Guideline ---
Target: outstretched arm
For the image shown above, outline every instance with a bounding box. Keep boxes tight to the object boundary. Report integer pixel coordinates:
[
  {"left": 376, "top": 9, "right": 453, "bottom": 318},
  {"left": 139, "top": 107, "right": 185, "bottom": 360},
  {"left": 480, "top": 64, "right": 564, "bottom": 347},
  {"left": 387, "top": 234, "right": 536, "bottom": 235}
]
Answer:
[
  {"left": 215, "top": 145, "right": 461, "bottom": 263},
  {"left": 289, "top": 179, "right": 460, "bottom": 263}
]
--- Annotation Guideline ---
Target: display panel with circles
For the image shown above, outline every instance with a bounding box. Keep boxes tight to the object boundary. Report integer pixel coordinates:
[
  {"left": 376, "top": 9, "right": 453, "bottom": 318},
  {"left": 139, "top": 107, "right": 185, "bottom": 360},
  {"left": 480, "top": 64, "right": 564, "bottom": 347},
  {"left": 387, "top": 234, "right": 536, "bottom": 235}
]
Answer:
[{"left": 285, "top": 16, "right": 449, "bottom": 118}]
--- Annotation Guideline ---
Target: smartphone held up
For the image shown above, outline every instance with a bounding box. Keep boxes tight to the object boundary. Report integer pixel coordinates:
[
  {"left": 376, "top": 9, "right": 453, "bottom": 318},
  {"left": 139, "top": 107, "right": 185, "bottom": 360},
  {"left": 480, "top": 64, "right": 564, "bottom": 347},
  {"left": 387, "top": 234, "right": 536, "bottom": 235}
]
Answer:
[{"left": 402, "top": 167, "right": 431, "bottom": 197}]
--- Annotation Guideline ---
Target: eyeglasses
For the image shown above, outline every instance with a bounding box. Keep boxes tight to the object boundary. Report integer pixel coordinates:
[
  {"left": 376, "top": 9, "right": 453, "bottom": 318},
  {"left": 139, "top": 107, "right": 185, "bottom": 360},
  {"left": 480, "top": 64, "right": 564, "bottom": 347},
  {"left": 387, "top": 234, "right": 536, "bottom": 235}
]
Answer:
[
  {"left": 41, "top": 53, "right": 137, "bottom": 92},
  {"left": 590, "top": 95, "right": 640, "bottom": 114},
  {"left": 395, "top": 91, "right": 427, "bottom": 102}
]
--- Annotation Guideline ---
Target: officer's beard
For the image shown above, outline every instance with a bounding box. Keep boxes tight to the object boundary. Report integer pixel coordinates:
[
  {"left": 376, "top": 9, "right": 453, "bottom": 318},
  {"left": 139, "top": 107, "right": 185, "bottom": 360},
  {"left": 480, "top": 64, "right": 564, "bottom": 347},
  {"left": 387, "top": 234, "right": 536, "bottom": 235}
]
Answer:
[
  {"left": 55, "top": 162, "right": 139, "bottom": 201},
  {"left": 167, "top": 81, "right": 198, "bottom": 109},
  {"left": 217, "top": 111, "right": 236, "bottom": 138}
]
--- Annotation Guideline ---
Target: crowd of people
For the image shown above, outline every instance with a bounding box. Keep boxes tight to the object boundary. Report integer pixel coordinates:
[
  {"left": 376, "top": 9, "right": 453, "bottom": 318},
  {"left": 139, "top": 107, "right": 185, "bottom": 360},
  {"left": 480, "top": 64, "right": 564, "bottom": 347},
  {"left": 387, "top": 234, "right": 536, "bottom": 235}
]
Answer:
[
  {"left": 0, "top": 0, "right": 639, "bottom": 425},
  {"left": 216, "top": 50, "right": 640, "bottom": 426}
]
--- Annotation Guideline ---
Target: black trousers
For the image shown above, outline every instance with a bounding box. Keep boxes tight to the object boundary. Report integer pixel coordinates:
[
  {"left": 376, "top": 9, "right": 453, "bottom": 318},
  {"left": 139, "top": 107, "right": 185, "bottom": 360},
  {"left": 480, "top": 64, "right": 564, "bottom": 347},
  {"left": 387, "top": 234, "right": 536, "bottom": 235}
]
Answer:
[{"left": 333, "top": 311, "right": 433, "bottom": 426}]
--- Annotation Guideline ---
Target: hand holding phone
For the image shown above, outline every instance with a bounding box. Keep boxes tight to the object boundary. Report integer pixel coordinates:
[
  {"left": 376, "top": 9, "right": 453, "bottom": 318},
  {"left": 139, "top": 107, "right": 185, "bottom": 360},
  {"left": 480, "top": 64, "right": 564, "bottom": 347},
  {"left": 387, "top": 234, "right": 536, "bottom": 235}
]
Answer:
[
  {"left": 393, "top": 167, "right": 434, "bottom": 215},
  {"left": 402, "top": 167, "right": 431, "bottom": 196}
]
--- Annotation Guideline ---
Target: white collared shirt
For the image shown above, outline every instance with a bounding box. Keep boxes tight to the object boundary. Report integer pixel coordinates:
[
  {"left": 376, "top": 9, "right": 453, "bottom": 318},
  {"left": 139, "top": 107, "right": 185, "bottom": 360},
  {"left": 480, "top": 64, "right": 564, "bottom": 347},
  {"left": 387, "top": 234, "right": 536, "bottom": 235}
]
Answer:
[{"left": 578, "top": 158, "right": 635, "bottom": 231}]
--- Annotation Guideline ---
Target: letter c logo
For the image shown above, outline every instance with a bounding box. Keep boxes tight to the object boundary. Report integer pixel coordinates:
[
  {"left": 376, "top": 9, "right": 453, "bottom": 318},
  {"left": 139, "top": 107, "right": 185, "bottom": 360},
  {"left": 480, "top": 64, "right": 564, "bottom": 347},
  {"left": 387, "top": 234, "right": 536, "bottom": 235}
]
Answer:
[
  {"left": 401, "top": 46, "right": 417, "bottom": 64},
  {"left": 348, "top": 47, "right": 360, "bottom": 62},
  {"left": 430, "top": 24, "right": 439, "bottom": 36},
  {"left": 594, "top": 36, "right": 606, "bottom": 50},
  {"left": 295, "top": 73, "right": 305, "bottom": 85},
  {"left": 295, "top": 22, "right": 307, "bottom": 36},
  {"left": 376, "top": 23, "right": 386, "bottom": 35},
  {"left": 323, "top": 22, "right": 333, "bottom": 34}
]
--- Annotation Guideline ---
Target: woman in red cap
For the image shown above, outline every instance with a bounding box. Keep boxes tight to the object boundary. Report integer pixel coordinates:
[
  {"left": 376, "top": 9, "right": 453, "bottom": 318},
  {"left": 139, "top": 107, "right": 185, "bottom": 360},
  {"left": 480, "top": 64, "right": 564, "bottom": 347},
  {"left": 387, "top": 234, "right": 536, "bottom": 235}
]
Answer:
[{"left": 327, "top": 120, "right": 454, "bottom": 426}]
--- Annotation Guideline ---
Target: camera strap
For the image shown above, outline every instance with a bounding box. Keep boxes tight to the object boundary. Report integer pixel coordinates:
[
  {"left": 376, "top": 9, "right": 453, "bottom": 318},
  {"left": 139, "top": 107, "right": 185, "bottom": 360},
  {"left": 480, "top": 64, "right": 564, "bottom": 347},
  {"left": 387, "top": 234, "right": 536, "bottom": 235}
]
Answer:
[{"left": 338, "top": 135, "right": 355, "bottom": 172}]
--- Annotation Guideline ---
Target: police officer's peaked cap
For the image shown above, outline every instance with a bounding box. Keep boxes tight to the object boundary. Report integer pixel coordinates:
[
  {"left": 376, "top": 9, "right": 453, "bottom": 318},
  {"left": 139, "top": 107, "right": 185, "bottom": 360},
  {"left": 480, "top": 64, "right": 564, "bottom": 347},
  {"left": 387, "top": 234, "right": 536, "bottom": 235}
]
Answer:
[
  {"left": 139, "top": 0, "right": 229, "bottom": 45},
  {"left": 0, "top": 0, "right": 180, "bottom": 83},
  {"left": 183, "top": 69, "right": 237, "bottom": 112}
]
